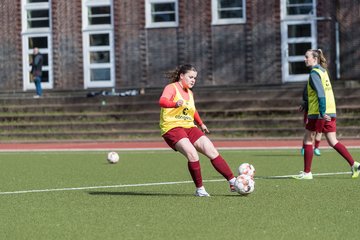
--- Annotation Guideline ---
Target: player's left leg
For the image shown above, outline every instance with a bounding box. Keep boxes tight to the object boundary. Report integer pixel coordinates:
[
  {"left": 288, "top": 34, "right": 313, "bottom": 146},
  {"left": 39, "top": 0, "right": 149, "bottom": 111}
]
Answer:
[
  {"left": 194, "top": 136, "right": 236, "bottom": 189},
  {"left": 325, "top": 132, "right": 359, "bottom": 178}
]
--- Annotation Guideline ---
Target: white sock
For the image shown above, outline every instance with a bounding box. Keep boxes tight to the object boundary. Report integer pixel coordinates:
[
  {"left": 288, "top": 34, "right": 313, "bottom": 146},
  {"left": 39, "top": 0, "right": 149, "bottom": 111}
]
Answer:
[{"left": 229, "top": 177, "right": 236, "bottom": 185}]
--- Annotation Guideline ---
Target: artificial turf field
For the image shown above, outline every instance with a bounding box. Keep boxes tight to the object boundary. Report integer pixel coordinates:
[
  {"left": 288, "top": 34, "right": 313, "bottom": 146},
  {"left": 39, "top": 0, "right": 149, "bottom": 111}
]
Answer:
[{"left": 1, "top": 148, "right": 360, "bottom": 240}]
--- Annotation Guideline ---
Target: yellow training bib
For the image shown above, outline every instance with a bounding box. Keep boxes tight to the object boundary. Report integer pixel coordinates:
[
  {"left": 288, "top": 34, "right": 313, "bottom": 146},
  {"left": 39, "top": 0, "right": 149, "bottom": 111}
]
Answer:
[
  {"left": 159, "top": 83, "right": 196, "bottom": 135},
  {"left": 307, "top": 68, "right": 336, "bottom": 116}
]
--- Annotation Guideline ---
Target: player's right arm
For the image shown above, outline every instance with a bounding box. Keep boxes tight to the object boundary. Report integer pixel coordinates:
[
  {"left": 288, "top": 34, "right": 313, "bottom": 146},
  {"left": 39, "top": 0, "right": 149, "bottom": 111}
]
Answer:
[{"left": 159, "top": 84, "right": 183, "bottom": 108}]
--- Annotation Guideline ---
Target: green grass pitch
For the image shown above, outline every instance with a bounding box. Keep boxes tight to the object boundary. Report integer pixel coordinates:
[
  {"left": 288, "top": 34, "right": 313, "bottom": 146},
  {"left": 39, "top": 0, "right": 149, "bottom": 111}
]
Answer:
[{"left": 1, "top": 148, "right": 359, "bottom": 240}]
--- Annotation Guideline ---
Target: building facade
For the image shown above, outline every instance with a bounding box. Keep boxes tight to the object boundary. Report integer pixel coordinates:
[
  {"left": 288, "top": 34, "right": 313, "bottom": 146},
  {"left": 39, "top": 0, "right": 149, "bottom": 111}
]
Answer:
[{"left": 0, "top": 0, "right": 359, "bottom": 92}]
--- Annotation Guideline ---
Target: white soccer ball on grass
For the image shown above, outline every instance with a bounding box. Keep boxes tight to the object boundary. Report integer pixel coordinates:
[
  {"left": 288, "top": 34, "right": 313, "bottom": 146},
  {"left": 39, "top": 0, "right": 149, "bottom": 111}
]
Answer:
[
  {"left": 234, "top": 174, "right": 255, "bottom": 195},
  {"left": 238, "top": 163, "right": 255, "bottom": 178},
  {"left": 107, "top": 151, "right": 119, "bottom": 164}
]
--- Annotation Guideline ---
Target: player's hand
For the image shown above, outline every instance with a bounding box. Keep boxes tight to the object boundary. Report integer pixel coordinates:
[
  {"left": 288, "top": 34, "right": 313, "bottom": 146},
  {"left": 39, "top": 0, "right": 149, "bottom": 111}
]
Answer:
[
  {"left": 201, "top": 124, "right": 210, "bottom": 133},
  {"left": 323, "top": 114, "right": 331, "bottom": 122},
  {"left": 175, "top": 99, "right": 184, "bottom": 107}
]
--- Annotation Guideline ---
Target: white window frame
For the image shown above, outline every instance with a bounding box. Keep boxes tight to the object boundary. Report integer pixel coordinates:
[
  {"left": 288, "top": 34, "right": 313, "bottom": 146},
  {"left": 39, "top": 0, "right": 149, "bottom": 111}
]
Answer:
[
  {"left": 22, "top": 0, "right": 51, "bottom": 33},
  {"left": 21, "top": 0, "right": 53, "bottom": 91},
  {"left": 212, "top": 0, "right": 246, "bottom": 25},
  {"left": 281, "top": 21, "right": 317, "bottom": 82},
  {"left": 282, "top": 0, "right": 317, "bottom": 20},
  {"left": 83, "top": 31, "right": 115, "bottom": 88},
  {"left": 145, "top": 0, "right": 179, "bottom": 28},
  {"left": 82, "top": 0, "right": 115, "bottom": 89},
  {"left": 82, "top": 0, "right": 113, "bottom": 31},
  {"left": 280, "top": 0, "right": 317, "bottom": 83}
]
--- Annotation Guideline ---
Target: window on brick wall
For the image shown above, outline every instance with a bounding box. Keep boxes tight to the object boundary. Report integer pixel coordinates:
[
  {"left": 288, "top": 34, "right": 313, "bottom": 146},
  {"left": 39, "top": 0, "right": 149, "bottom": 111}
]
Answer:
[
  {"left": 212, "top": 0, "right": 246, "bottom": 25},
  {"left": 145, "top": 0, "right": 178, "bottom": 28},
  {"left": 286, "top": 0, "right": 314, "bottom": 16},
  {"left": 82, "top": 0, "right": 115, "bottom": 88},
  {"left": 28, "top": 0, "right": 48, "bottom": 2},
  {"left": 88, "top": 6, "right": 111, "bottom": 25},
  {"left": 27, "top": 36, "right": 50, "bottom": 83},
  {"left": 23, "top": 0, "right": 50, "bottom": 31},
  {"left": 27, "top": 9, "right": 50, "bottom": 28},
  {"left": 280, "top": 0, "right": 317, "bottom": 82},
  {"left": 21, "top": 0, "right": 53, "bottom": 91}
]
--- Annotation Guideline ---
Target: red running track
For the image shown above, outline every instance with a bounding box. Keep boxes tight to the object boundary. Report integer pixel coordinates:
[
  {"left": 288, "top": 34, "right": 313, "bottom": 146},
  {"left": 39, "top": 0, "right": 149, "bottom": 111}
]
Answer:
[{"left": 0, "top": 139, "right": 359, "bottom": 151}]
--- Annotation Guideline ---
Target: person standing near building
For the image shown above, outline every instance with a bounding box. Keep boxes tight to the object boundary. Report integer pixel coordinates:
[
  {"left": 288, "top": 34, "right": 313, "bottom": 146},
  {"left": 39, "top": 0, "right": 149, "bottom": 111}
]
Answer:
[
  {"left": 159, "top": 64, "right": 236, "bottom": 196},
  {"left": 294, "top": 49, "right": 360, "bottom": 180},
  {"left": 30, "top": 47, "right": 43, "bottom": 98}
]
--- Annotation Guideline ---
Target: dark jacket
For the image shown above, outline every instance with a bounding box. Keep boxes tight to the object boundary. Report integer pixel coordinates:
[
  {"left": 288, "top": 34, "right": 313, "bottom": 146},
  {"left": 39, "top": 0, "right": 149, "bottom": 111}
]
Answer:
[{"left": 31, "top": 53, "right": 43, "bottom": 77}]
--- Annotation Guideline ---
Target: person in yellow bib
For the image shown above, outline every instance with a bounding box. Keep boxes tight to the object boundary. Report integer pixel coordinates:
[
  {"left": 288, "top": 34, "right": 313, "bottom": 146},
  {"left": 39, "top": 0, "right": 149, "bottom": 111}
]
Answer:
[
  {"left": 159, "top": 64, "right": 236, "bottom": 196},
  {"left": 293, "top": 49, "right": 360, "bottom": 180},
  {"left": 299, "top": 83, "right": 323, "bottom": 156}
]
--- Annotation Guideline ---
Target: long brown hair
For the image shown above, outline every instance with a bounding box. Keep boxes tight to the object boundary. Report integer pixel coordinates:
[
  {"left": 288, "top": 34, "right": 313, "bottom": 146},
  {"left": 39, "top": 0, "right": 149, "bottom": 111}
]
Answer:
[
  {"left": 308, "top": 49, "right": 328, "bottom": 69},
  {"left": 166, "top": 64, "right": 197, "bottom": 83}
]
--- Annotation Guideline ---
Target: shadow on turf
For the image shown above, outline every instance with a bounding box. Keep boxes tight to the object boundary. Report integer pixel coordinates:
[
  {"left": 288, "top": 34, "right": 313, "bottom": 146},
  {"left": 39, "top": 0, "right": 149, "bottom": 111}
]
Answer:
[
  {"left": 88, "top": 191, "right": 189, "bottom": 197},
  {"left": 253, "top": 154, "right": 299, "bottom": 157}
]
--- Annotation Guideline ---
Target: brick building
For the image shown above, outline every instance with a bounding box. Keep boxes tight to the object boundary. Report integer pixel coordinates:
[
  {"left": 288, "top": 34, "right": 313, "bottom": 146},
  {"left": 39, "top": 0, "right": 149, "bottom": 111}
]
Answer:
[{"left": 0, "top": 0, "right": 359, "bottom": 92}]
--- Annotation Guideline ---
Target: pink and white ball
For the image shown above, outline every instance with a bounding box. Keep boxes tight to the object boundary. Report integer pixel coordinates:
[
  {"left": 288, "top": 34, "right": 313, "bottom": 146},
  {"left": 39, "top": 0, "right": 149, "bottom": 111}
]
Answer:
[
  {"left": 234, "top": 174, "right": 255, "bottom": 195},
  {"left": 238, "top": 163, "right": 255, "bottom": 178},
  {"left": 107, "top": 151, "right": 119, "bottom": 164}
]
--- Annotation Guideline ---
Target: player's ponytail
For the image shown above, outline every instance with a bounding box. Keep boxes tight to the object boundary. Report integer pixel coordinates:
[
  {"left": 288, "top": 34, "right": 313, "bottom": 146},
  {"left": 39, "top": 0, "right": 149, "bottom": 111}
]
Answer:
[
  {"left": 166, "top": 64, "right": 197, "bottom": 83},
  {"left": 317, "top": 49, "right": 328, "bottom": 69},
  {"left": 309, "top": 49, "right": 328, "bottom": 69}
]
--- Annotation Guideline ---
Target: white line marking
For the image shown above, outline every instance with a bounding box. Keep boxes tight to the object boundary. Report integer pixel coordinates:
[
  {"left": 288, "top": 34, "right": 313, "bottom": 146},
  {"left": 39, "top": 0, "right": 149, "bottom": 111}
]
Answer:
[
  {"left": 0, "top": 179, "right": 225, "bottom": 195},
  {"left": 0, "top": 172, "right": 352, "bottom": 195},
  {"left": 259, "top": 171, "right": 351, "bottom": 179}
]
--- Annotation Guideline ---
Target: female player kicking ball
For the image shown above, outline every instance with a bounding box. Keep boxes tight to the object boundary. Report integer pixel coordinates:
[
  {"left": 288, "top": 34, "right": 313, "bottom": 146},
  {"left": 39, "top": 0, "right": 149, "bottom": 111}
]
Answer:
[
  {"left": 159, "top": 64, "right": 236, "bottom": 196},
  {"left": 294, "top": 49, "right": 360, "bottom": 180}
]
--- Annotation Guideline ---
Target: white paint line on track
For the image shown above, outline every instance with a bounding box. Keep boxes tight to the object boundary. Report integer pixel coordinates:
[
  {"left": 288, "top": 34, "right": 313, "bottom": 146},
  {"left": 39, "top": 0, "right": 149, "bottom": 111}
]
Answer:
[{"left": 0, "top": 172, "right": 352, "bottom": 195}]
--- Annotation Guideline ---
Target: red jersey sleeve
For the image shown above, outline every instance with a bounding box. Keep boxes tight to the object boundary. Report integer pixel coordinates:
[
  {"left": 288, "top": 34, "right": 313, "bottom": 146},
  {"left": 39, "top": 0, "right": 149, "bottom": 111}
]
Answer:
[
  {"left": 159, "top": 84, "right": 177, "bottom": 108},
  {"left": 159, "top": 97, "right": 176, "bottom": 108},
  {"left": 194, "top": 111, "right": 203, "bottom": 126}
]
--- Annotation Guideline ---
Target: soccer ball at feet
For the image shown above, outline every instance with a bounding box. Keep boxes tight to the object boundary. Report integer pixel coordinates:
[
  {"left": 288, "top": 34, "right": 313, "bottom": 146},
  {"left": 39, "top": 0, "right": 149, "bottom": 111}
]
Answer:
[
  {"left": 234, "top": 174, "right": 255, "bottom": 195},
  {"left": 238, "top": 163, "right": 255, "bottom": 177},
  {"left": 107, "top": 151, "right": 119, "bottom": 164}
]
